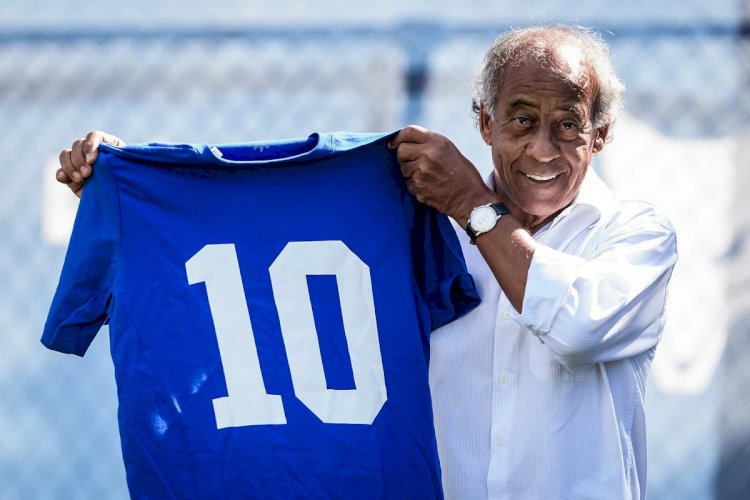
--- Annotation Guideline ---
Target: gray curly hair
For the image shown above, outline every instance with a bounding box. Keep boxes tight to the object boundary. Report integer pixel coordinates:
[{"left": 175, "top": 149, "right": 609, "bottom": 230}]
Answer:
[{"left": 471, "top": 25, "right": 625, "bottom": 129}]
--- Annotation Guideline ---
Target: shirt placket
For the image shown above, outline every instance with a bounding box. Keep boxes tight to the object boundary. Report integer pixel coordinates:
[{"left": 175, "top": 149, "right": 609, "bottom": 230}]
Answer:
[{"left": 486, "top": 292, "right": 518, "bottom": 499}]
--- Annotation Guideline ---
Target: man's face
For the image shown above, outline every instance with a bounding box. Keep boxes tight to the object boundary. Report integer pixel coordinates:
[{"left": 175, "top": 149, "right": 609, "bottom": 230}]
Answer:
[{"left": 480, "top": 48, "right": 608, "bottom": 221}]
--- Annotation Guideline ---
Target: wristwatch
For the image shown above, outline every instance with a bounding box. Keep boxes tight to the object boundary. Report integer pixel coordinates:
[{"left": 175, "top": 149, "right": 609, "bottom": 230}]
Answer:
[{"left": 465, "top": 202, "right": 509, "bottom": 244}]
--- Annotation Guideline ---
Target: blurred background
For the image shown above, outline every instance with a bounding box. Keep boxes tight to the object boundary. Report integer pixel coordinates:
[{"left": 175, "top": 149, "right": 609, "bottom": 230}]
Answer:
[{"left": 1, "top": 1, "right": 749, "bottom": 498}]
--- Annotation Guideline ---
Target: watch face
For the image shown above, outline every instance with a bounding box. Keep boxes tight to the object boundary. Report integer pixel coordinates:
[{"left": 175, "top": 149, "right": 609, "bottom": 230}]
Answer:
[{"left": 470, "top": 205, "right": 498, "bottom": 232}]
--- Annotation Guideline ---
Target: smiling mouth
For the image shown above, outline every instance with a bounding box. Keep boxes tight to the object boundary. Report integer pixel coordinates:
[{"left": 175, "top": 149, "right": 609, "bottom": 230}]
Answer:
[{"left": 524, "top": 173, "right": 560, "bottom": 182}]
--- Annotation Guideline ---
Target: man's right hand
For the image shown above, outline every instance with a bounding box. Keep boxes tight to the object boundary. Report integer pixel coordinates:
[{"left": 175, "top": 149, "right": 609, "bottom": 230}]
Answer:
[{"left": 57, "top": 131, "right": 125, "bottom": 198}]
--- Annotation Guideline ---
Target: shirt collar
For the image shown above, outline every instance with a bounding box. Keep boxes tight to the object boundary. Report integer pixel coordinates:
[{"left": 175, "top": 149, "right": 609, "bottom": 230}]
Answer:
[{"left": 561, "top": 168, "right": 616, "bottom": 227}]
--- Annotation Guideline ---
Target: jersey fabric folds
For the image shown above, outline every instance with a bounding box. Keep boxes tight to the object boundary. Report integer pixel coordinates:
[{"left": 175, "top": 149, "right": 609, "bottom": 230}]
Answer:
[{"left": 42, "top": 132, "right": 479, "bottom": 499}]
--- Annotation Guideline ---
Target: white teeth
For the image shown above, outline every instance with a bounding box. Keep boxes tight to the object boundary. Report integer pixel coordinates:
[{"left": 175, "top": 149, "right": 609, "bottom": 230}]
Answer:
[{"left": 525, "top": 173, "right": 558, "bottom": 181}]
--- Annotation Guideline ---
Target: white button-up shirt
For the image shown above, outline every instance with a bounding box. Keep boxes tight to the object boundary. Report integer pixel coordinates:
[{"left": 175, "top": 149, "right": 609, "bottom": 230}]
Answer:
[{"left": 429, "top": 170, "right": 677, "bottom": 500}]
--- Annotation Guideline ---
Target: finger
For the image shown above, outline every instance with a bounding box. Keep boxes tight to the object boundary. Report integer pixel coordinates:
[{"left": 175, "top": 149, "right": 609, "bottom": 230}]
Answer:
[
  {"left": 404, "top": 178, "right": 427, "bottom": 204},
  {"left": 101, "top": 131, "right": 126, "bottom": 147},
  {"left": 388, "top": 125, "right": 430, "bottom": 149},
  {"left": 398, "top": 158, "right": 419, "bottom": 179},
  {"left": 55, "top": 167, "right": 72, "bottom": 184},
  {"left": 404, "top": 177, "right": 417, "bottom": 195},
  {"left": 82, "top": 130, "right": 117, "bottom": 165},
  {"left": 83, "top": 131, "right": 124, "bottom": 166},
  {"left": 69, "top": 139, "right": 88, "bottom": 181},
  {"left": 68, "top": 179, "right": 84, "bottom": 197},
  {"left": 76, "top": 140, "right": 94, "bottom": 178},
  {"left": 59, "top": 148, "right": 83, "bottom": 183},
  {"left": 82, "top": 132, "right": 103, "bottom": 165},
  {"left": 56, "top": 163, "right": 84, "bottom": 197},
  {"left": 394, "top": 142, "right": 425, "bottom": 164},
  {"left": 70, "top": 138, "right": 86, "bottom": 167}
]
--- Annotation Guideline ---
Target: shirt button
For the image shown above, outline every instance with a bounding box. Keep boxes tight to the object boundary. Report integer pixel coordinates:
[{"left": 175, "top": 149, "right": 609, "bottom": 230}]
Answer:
[
  {"left": 495, "top": 437, "right": 504, "bottom": 447},
  {"left": 502, "top": 311, "right": 510, "bottom": 320},
  {"left": 499, "top": 373, "right": 509, "bottom": 383}
]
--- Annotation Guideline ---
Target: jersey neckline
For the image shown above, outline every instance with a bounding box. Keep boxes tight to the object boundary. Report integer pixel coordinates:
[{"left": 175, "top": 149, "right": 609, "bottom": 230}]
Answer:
[{"left": 98, "top": 131, "right": 396, "bottom": 167}]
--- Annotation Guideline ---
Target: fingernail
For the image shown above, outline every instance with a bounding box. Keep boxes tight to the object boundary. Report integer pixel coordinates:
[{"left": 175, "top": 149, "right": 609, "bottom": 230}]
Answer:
[
  {"left": 86, "top": 152, "right": 95, "bottom": 163},
  {"left": 80, "top": 165, "right": 91, "bottom": 177},
  {"left": 72, "top": 172, "right": 82, "bottom": 182}
]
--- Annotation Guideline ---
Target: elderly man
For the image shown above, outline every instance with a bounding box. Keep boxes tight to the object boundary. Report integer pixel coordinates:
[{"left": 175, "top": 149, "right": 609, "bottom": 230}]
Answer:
[
  {"left": 389, "top": 25, "right": 676, "bottom": 499},
  {"left": 57, "top": 25, "right": 676, "bottom": 500}
]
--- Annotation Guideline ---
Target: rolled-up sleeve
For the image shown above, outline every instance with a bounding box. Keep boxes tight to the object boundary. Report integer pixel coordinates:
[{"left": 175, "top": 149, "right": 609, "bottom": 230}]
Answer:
[{"left": 512, "top": 205, "right": 678, "bottom": 370}]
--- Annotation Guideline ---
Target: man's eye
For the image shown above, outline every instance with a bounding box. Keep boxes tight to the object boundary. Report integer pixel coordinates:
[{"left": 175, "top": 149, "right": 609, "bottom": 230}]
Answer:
[
  {"left": 514, "top": 117, "right": 532, "bottom": 126},
  {"left": 561, "top": 121, "right": 577, "bottom": 130}
]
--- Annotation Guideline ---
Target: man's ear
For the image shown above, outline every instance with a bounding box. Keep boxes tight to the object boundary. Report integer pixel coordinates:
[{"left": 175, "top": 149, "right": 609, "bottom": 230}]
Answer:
[
  {"left": 479, "top": 104, "right": 493, "bottom": 145},
  {"left": 593, "top": 124, "right": 610, "bottom": 154}
]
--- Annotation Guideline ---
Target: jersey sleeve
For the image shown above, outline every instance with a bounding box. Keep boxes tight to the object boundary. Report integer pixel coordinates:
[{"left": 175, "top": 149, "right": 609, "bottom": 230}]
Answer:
[
  {"left": 410, "top": 200, "right": 481, "bottom": 331},
  {"left": 41, "top": 155, "right": 121, "bottom": 356}
]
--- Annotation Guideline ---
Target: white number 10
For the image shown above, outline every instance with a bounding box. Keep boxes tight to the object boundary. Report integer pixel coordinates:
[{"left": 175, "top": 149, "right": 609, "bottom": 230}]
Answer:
[{"left": 185, "top": 241, "right": 387, "bottom": 429}]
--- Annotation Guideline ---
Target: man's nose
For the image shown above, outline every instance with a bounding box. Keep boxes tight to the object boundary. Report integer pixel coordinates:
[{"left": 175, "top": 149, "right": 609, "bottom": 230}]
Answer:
[{"left": 526, "top": 126, "right": 560, "bottom": 163}]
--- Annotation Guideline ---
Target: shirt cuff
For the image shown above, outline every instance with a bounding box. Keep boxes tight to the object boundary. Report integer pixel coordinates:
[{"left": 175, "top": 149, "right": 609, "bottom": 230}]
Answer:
[{"left": 512, "top": 244, "right": 585, "bottom": 335}]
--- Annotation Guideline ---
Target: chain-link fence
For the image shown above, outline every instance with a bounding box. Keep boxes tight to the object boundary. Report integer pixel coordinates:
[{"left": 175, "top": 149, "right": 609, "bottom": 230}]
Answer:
[{"left": 1, "top": 1, "right": 749, "bottom": 498}]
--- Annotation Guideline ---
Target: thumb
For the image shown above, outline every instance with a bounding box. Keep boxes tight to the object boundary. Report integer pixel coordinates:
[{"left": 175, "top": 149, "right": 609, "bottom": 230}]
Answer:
[{"left": 84, "top": 131, "right": 125, "bottom": 164}]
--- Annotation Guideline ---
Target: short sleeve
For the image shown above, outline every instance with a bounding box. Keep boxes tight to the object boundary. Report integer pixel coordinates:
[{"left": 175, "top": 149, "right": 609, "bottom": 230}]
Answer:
[
  {"left": 41, "top": 155, "right": 121, "bottom": 356},
  {"left": 410, "top": 201, "right": 480, "bottom": 331}
]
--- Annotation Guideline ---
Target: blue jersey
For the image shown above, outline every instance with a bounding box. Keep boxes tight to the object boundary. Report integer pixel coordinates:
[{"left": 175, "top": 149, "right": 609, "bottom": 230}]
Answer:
[{"left": 42, "top": 132, "right": 479, "bottom": 499}]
